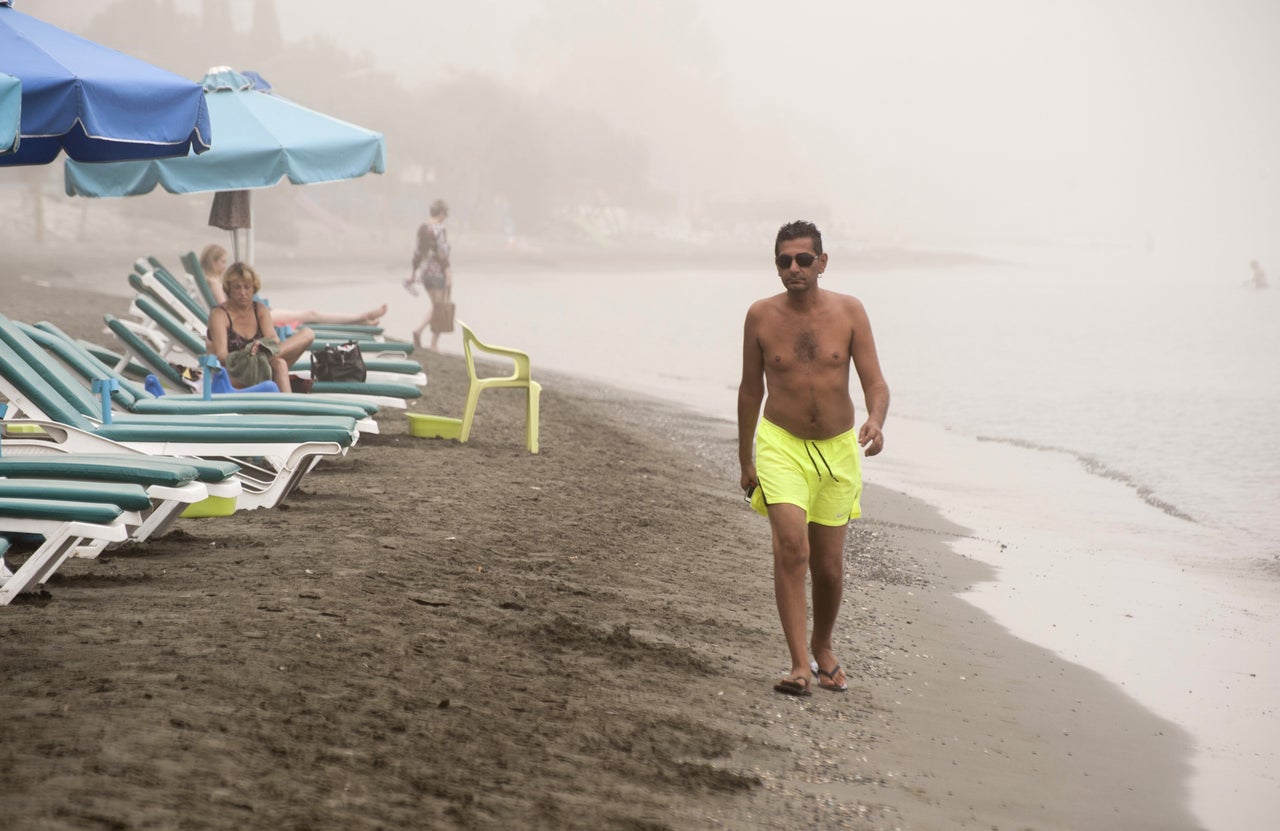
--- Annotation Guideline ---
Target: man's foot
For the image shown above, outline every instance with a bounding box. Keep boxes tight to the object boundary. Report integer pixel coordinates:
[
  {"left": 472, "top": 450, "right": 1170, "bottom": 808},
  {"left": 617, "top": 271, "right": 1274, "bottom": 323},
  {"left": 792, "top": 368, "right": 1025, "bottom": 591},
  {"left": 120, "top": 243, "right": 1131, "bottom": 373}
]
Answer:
[
  {"left": 809, "top": 658, "right": 848, "bottom": 692},
  {"left": 412, "top": 328, "right": 423, "bottom": 350},
  {"left": 773, "top": 674, "right": 812, "bottom": 697},
  {"left": 363, "top": 303, "right": 388, "bottom": 325}
]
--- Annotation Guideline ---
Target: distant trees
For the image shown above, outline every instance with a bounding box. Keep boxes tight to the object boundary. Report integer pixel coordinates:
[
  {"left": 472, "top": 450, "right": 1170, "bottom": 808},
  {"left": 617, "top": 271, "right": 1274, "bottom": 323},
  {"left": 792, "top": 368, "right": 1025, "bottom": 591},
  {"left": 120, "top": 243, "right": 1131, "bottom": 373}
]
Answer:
[{"left": 73, "top": 0, "right": 657, "bottom": 236}]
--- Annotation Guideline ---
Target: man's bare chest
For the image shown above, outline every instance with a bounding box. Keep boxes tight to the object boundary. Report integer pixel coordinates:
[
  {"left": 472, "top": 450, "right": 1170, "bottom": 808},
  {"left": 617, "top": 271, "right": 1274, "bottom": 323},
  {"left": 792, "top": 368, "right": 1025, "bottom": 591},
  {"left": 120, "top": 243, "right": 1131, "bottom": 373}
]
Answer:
[{"left": 760, "top": 326, "right": 851, "bottom": 374}]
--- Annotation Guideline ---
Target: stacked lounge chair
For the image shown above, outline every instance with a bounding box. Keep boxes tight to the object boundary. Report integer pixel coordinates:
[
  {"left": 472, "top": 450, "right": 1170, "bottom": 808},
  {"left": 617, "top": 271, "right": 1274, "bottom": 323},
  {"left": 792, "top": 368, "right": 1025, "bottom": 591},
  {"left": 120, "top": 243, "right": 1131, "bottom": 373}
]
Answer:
[
  {"left": 0, "top": 249, "right": 438, "bottom": 605},
  {"left": 0, "top": 312, "right": 358, "bottom": 511},
  {"left": 108, "top": 270, "right": 423, "bottom": 409}
]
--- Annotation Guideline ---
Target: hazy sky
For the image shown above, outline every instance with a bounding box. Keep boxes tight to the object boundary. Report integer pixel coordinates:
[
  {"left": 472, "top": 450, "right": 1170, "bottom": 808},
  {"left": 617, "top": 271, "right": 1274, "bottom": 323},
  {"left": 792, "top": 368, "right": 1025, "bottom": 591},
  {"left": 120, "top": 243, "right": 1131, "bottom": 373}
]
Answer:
[{"left": 35, "top": 1, "right": 1280, "bottom": 255}]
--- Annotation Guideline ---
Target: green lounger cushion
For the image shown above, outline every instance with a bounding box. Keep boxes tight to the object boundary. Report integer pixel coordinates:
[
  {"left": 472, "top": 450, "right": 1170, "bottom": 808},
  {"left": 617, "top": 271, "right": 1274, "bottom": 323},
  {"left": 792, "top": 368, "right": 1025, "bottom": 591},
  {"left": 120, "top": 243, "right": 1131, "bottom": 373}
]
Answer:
[
  {"left": 140, "top": 265, "right": 211, "bottom": 326},
  {"left": 102, "top": 412, "right": 359, "bottom": 432},
  {"left": 92, "top": 421, "right": 355, "bottom": 446},
  {"left": 103, "top": 314, "right": 186, "bottom": 386},
  {"left": 309, "top": 337, "right": 414, "bottom": 353},
  {"left": 179, "top": 251, "right": 218, "bottom": 310},
  {"left": 0, "top": 498, "right": 124, "bottom": 524},
  {"left": 80, "top": 340, "right": 152, "bottom": 381},
  {"left": 291, "top": 355, "right": 424, "bottom": 375},
  {"left": 311, "top": 381, "right": 422, "bottom": 399},
  {"left": 59, "top": 454, "right": 239, "bottom": 484},
  {"left": 127, "top": 398, "right": 372, "bottom": 419},
  {"left": 0, "top": 456, "right": 200, "bottom": 487},
  {"left": 206, "top": 392, "right": 379, "bottom": 415},
  {"left": 0, "top": 480, "right": 153, "bottom": 511}
]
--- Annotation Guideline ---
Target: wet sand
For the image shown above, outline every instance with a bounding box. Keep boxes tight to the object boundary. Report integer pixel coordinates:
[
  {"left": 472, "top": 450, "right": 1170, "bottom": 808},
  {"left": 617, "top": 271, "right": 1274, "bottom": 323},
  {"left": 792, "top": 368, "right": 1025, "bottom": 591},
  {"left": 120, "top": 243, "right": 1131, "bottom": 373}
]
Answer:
[{"left": 0, "top": 272, "right": 1204, "bottom": 830}]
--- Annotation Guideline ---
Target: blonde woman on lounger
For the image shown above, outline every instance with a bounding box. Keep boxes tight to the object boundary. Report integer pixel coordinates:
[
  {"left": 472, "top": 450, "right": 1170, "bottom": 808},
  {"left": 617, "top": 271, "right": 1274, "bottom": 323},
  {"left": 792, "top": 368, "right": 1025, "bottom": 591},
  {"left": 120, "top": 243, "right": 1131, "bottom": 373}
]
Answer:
[
  {"left": 206, "top": 262, "right": 315, "bottom": 393},
  {"left": 200, "top": 244, "right": 387, "bottom": 327}
]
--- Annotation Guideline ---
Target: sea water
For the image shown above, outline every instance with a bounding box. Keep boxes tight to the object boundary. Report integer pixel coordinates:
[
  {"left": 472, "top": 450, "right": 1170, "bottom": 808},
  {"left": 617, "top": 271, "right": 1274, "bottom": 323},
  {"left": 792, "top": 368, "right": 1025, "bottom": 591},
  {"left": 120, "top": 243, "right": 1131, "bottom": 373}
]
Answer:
[
  {"left": 360, "top": 247, "right": 1278, "bottom": 563},
  {"left": 282, "top": 245, "right": 1279, "bottom": 829}
]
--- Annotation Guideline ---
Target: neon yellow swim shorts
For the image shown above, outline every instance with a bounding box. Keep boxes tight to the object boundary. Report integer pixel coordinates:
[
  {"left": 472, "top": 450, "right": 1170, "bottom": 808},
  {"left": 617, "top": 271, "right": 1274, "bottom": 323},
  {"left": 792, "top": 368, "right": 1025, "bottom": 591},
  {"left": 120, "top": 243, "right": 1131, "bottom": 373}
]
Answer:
[{"left": 750, "top": 417, "right": 862, "bottom": 526}]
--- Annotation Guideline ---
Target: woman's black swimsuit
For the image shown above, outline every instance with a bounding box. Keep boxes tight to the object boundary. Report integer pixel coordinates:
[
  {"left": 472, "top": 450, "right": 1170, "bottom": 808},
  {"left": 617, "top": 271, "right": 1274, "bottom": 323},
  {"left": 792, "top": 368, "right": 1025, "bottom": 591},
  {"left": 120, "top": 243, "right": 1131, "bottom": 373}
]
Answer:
[{"left": 211, "top": 301, "right": 265, "bottom": 352}]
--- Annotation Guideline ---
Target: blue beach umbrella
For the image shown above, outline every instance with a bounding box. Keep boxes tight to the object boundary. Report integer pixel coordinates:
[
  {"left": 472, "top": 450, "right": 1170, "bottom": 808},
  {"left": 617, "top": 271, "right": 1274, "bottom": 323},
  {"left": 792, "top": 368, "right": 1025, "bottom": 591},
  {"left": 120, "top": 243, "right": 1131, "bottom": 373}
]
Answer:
[
  {"left": 0, "top": 1, "right": 211, "bottom": 166},
  {"left": 0, "top": 72, "right": 18, "bottom": 154},
  {"left": 65, "top": 67, "right": 386, "bottom": 263}
]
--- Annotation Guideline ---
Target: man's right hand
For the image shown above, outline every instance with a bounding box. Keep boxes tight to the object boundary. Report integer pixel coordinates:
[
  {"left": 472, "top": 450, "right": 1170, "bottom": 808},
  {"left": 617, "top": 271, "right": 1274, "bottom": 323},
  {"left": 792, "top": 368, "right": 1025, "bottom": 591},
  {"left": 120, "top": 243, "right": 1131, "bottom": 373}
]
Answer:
[{"left": 740, "top": 464, "right": 758, "bottom": 495}]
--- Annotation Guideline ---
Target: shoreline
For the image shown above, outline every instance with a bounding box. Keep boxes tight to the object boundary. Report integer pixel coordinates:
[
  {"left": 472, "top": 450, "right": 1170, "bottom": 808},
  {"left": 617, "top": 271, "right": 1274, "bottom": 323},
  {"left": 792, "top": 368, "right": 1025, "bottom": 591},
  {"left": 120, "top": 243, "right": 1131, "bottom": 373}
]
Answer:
[{"left": 0, "top": 277, "right": 1207, "bottom": 828}]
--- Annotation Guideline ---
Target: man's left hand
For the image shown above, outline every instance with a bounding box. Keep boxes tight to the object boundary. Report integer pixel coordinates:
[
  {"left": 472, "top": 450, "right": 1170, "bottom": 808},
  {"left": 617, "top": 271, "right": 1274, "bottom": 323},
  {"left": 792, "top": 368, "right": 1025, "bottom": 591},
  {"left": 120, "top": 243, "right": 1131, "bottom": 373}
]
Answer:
[{"left": 859, "top": 422, "right": 885, "bottom": 457}]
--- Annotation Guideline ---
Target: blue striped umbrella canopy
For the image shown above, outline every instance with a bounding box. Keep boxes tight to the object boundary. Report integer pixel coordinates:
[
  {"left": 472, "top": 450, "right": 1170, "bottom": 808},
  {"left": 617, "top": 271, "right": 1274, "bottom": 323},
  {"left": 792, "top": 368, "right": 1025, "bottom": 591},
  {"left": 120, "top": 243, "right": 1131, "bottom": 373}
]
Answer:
[
  {"left": 0, "top": 1, "right": 211, "bottom": 165},
  {"left": 65, "top": 68, "right": 385, "bottom": 196},
  {"left": 0, "top": 72, "right": 18, "bottom": 154},
  {"left": 65, "top": 68, "right": 386, "bottom": 263}
]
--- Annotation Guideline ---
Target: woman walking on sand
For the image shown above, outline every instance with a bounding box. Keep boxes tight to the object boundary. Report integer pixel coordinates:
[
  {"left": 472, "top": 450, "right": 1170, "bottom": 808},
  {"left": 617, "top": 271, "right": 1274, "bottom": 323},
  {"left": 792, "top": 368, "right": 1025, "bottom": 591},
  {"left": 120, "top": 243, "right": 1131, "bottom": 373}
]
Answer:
[{"left": 404, "top": 198, "right": 453, "bottom": 352}]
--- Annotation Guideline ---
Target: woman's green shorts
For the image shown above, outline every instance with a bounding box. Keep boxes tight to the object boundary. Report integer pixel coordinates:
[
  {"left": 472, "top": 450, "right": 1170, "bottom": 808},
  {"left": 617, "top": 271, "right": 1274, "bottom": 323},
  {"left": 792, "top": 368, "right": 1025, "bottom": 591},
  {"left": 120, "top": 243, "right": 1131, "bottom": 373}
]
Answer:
[{"left": 750, "top": 417, "right": 862, "bottom": 526}]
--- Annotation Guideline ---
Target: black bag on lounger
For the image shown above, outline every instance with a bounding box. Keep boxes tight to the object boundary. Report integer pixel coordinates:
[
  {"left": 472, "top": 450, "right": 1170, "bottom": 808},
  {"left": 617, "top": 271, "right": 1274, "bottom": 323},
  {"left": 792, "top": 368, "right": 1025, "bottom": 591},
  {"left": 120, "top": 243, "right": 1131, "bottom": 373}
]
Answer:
[{"left": 311, "top": 340, "right": 366, "bottom": 383}]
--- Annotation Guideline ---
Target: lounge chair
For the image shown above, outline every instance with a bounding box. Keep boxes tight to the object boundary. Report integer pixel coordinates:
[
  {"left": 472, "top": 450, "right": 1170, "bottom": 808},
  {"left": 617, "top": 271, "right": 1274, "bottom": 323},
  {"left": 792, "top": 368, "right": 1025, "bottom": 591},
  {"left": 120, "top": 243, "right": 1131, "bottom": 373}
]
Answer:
[
  {"left": 136, "top": 261, "right": 426, "bottom": 384},
  {"left": 174, "top": 253, "right": 387, "bottom": 340},
  {"left": 19, "top": 320, "right": 380, "bottom": 433},
  {"left": 106, "top": 298, "right": 424, "bottom": 407},
  {"left": 0, "top": 335, "right": 353, "bottom": 510},
  {"left": 0, "top": 499, "right": 133, "bottom": 605},
  {"left": 131, "top": 264, "right": 417, "bottom": 356},
  {"left": 0, "top": 316, "right": 361, "bottom": 443},
  {"left": 101, "top": 308, "right": 420, "bottom": 408},
  {"left": 0, "top": 453, "right": 224, "bottom": 544},
  {"left": 0, "top": 444, "right": 242, "bottom": 522}
]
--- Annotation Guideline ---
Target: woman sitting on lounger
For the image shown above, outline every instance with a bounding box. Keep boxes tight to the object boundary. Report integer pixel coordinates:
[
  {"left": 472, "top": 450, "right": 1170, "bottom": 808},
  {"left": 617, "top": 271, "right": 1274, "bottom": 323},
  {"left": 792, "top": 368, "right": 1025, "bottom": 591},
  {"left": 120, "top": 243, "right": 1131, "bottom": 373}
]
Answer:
[
  {"left": 200, "top": 244, "right": 387, "bottom": 327},
  {"left": 207, "top": 262, "right": 315, "bottom": 393}
]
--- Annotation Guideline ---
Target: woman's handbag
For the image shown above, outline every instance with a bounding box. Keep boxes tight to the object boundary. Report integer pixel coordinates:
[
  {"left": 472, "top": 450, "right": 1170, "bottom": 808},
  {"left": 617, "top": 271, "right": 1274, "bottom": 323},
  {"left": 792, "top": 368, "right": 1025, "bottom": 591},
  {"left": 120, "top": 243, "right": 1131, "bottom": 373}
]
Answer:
[
  {"left": 430, "top": 287, "right": 455, "bottom": 334},
  {"left": 311, "top": 340, "right": 367, "bottom": 382}
]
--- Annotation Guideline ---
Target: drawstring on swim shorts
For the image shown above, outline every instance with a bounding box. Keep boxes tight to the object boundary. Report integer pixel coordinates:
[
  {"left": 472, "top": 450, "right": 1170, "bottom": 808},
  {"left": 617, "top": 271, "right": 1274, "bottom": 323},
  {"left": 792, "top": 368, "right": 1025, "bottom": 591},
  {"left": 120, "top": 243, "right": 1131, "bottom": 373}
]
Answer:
[{"left": 804, "top": 441, "right": 840, "bottom": 482}]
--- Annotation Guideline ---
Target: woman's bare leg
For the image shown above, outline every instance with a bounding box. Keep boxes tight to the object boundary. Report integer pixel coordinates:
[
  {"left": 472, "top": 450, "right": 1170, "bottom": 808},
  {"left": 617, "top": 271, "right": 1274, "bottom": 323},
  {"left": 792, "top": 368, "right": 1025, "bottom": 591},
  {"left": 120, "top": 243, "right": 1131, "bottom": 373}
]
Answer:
[
  {"left": 270, "top": 356, "right": 293, "bottom": 393},
  {"left": 425, "top": 288, "right": 446, "bottom": 353},
  {"left": 278, "top": 327, "right": 315, "bottom": 365},
  {"left": 270, "top": 305, "right": 387, "bottom": 326},
  {"left": 270, "top": 328, "right": 315, "bottom": 391}
]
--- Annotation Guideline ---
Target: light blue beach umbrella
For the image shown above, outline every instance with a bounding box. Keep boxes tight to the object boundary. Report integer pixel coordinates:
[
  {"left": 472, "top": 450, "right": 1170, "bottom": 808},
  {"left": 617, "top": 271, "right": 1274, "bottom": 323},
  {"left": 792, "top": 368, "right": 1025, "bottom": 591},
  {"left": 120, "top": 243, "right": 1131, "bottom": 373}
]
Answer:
[
  {"left": 0, "top": 0, "right": 211, "bottom": 165},
  {"left": 65, "top": 67, "right": 386, "bottom": 263},
  {"left": 0, "top": 72, "right": 18, "bottom": 154}
]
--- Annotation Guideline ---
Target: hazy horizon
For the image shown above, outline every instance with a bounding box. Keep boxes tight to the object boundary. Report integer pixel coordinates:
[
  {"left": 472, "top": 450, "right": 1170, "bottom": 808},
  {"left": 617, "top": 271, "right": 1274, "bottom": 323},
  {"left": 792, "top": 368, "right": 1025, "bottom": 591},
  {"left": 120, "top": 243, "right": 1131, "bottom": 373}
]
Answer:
[{"left": 24, "top": 1, "right": 1280, "bottom": 263}]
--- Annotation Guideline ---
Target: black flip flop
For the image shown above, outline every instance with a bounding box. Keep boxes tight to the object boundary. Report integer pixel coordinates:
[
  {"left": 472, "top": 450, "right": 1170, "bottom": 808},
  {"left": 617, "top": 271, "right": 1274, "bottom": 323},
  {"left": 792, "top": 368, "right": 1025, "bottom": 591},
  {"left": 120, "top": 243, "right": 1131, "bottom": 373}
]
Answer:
[{"left": 810, "top": 660, "right": 848, "bottom": 693}]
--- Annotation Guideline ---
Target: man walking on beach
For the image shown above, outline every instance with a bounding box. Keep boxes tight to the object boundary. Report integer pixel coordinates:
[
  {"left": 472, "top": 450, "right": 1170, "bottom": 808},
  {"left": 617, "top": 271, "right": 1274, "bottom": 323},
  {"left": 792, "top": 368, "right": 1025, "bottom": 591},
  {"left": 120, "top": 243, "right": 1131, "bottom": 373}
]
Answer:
[{"left": 739, "top": 220, "right": 890, "bottom": 696}]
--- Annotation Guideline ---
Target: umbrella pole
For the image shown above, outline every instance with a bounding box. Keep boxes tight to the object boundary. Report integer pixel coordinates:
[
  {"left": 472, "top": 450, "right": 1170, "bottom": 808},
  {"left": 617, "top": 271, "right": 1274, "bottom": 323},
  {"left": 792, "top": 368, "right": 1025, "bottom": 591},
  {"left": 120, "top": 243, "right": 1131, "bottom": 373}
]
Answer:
[{"left": 247, "top": 192, "right": 255, "bottom": 265}]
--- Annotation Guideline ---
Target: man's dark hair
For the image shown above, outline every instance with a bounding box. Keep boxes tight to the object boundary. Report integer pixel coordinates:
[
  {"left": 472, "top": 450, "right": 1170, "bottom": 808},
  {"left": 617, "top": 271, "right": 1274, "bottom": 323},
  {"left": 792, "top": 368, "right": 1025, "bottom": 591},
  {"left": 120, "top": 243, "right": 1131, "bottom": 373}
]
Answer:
[{"left": 775, "top": 220, "right": 823, "bottom": 256}]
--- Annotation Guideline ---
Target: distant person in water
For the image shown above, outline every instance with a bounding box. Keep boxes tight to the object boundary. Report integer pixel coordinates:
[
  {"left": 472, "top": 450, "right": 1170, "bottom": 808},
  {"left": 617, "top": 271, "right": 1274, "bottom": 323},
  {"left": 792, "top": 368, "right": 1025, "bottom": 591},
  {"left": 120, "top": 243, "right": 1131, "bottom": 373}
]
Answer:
[
  {"left": 739, "top": 219, "right": 890, "bottom": 697},
  {"left": 403, "top": 198, "right": 453, "bottom": 352},
  {"left": 1249, "top": 260, "right": 1268, "bottom": 290},
  {"left": 199, "top": 244, "right": 387, "bottom": 326}
]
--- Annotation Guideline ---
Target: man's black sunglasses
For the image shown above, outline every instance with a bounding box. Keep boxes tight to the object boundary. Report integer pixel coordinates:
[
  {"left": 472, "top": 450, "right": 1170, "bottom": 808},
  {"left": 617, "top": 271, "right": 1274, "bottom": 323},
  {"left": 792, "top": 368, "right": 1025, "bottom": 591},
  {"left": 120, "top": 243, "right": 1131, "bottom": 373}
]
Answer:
[{"left": 775, "top": 252, "right": 817, "bottom": 269}]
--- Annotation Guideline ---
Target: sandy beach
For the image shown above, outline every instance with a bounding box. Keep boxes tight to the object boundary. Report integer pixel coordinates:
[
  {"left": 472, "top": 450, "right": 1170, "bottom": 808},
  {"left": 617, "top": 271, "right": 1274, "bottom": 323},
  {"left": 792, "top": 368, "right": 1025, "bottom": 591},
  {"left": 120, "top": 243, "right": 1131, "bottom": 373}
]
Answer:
[{"left": 0, "top": 262, "right": 1208, "bottom": 830}]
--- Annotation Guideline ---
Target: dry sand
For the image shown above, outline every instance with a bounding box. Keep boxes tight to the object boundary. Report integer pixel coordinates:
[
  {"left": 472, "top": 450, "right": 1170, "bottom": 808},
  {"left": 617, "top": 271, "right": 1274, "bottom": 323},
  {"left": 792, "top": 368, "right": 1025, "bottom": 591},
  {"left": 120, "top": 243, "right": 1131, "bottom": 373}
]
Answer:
[{"left": 0, "top": 274, "right": 1205, "bottom": 830}]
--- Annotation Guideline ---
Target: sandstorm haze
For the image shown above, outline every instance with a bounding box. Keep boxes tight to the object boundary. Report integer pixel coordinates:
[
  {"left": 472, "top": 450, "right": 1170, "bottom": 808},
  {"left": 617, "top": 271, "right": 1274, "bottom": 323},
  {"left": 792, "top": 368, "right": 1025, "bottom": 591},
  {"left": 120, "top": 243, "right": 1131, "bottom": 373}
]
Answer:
[{"left": 24, "top": 0, "right": 1280, "bottom": 262}]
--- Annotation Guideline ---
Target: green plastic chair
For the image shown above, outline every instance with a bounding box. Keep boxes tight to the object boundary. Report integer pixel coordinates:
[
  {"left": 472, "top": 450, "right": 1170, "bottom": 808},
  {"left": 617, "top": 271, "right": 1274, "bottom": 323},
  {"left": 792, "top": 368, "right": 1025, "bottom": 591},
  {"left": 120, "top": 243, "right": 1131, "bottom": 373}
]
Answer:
[{"left": 458, "top": 321, "right": 541, "bottom": 453}]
